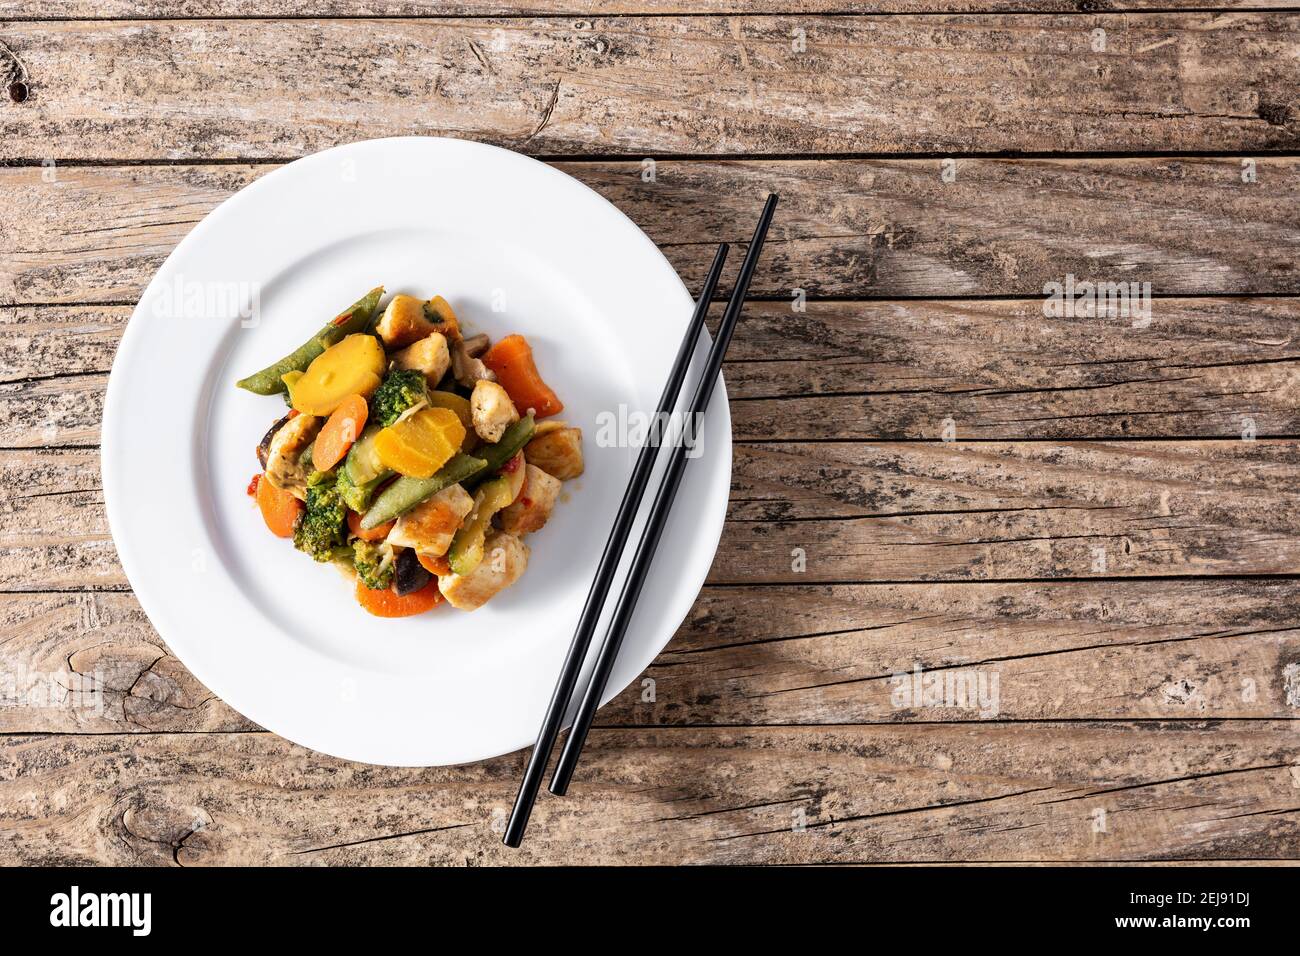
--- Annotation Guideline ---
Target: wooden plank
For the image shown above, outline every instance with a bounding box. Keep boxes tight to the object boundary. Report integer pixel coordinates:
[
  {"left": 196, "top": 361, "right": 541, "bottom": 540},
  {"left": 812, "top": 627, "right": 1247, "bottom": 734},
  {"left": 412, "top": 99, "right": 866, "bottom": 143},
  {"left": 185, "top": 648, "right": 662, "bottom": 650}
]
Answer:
[
  {"left": 723, "top": 296, "right": 1300, "bottom": 440},
  {"left": 7, "top": 297, "right": 1300, "bottom": 449},
  {"left": 3, "top": 580, "right": 1299, "bottom": 734},
  {"left": 0, "top": 591, "right": 255, "bottom": 733},
  {"left": 631, "top": 579, "right": 1300, "bottom": 724},
  {"left": 0, "top": 447, "right": 119, "bottom": 588},
  {"left": 1, "top": 16, "right": 1297, "bottom": 161},
  {"left": 718, "top": 440, "right": 1300, "bottom": 581},
  {"left": 728, "top": 438, "right": 1300, "bottom": 521},
  {"left": 5, "top": 157, "right": 1299, "bottom": 305},
  {"left": 6, "top": 437, "right": 1300, "bottom": 589},
  {"left": 2, "top": 723, "right": 1296, "bottom": 863},
  {"left": 4, "top": 1, "right": 1291, "bottom": 20}
]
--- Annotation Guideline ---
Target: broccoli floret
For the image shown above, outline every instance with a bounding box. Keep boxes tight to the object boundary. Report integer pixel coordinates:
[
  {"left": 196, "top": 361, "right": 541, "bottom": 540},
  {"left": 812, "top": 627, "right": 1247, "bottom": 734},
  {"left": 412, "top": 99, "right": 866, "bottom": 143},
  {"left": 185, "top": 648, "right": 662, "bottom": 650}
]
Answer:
[
  {"left": 293, "top": 470, "right": 349, "bottom": 562},
  {"left": 352, "top": 539, "right": 395, "bottom": 591},
  {"left": 336, "top": 467, "right": 383, "bottom": 514},
  {"left": 370, "top": 369, "right": 427, "bottom": 427}
]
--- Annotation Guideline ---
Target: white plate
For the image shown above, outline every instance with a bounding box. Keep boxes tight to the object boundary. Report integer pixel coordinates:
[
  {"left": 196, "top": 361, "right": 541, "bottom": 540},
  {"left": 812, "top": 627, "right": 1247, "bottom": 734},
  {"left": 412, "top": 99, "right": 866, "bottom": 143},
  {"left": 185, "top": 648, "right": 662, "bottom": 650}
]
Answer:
[{"left": 102, "top": 137, "right": 730, "bottom": 766}]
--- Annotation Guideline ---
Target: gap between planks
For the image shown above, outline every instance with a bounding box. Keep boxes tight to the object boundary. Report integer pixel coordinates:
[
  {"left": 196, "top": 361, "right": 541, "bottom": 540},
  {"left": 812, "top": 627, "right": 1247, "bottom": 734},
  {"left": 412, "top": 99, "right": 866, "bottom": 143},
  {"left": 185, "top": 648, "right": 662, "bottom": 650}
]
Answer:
[
  {"left": 5, "top": 716, "right": 1300, "bottom": 738},
  {"left": 9, "top": 150, "right": 1300, "bottom": 166}
]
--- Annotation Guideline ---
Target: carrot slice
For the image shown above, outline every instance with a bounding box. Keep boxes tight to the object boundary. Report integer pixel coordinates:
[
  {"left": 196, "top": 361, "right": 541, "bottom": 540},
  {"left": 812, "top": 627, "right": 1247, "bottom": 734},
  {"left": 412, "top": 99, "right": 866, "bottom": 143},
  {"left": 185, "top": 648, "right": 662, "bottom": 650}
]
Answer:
[
  {"left": 355, "top": 577, "right": 443, "bottom": 617},
  {"left": 347, "top": 509, "right": 394, "bottom": 543},
  {"left": 482, "top": 334, "right": 563, "bottom": 419},
  {"left": 256, "top": 472, "right": 303, "bottom": 538},
  {"left": 313, "top": 394, "right": 369, "bottom": 471},
  {"left": 417, "top": 552, "right": 452, "bottom": 577}
]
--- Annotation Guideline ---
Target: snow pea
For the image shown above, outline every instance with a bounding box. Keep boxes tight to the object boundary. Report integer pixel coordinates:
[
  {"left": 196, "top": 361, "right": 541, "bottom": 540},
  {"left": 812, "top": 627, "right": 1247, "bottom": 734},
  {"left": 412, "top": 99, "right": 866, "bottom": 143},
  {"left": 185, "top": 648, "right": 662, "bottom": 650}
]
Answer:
[
  {"left": 463, "top": 413, "right": 535, "bottom": 489},
  {"left": 360, "top": 453, "right": 487, "bottom": 530}
]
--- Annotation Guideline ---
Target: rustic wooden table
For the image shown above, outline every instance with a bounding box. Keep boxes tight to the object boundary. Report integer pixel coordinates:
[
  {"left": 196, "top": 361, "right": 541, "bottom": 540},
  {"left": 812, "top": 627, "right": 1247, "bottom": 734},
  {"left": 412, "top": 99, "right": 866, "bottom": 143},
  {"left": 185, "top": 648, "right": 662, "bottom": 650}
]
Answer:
[{"left": 2, "top": 2, "right": 1299, "bottom": 866}]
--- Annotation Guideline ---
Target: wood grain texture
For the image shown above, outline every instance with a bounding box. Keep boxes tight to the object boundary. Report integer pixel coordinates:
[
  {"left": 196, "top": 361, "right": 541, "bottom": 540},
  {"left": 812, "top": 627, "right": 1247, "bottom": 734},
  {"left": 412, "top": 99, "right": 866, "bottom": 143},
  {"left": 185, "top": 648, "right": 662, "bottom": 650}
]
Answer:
[
  {"left": 717, "top": 439, "right": 1300, "bottom": 581},
  {"left": 635, "top": 579, "right": 1300, "bottom": 724},
  {"left": 723, "top": 296, "right": 1300, "bottom": 440},
  {"left": 6, "top": 437, "right": 1300, "bottom": 589},
  {"left": 7, "top": 297, "right": 1300, "bottom": 450},
  {"left": 3, "top": 724, "right": 1297, "bottom": 864},
  {"left": 4, "top": 580, "right": 1299, "bottom": 735},
  {"left": 5, "top": 4, "right": 1300, "bottom": 867},
  {"left": 4, "top": 1, "right": 1292, "bottom": 19},
  {"left": 1, "top": 15, "right": 1297, "bottom": 161},
  {"left": 0, "top": 591, "right": 252, "bottom": 734},
  {"left": 4, "top": 157, "right": 1298, "bottom": 305}
]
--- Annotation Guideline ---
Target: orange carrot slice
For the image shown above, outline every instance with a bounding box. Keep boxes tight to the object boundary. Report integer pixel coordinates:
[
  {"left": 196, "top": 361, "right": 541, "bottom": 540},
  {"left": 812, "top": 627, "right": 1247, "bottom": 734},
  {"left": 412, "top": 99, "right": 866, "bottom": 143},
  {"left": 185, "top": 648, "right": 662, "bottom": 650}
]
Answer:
[
  {"left": 355, "top": 577, "right": 443, "bottom": 617},
  {"left": 313, "top": 394, "right": 369, "bottom": 471},
  {"left": 416, "top": 552, "right": 452, "bottom": 577},
  {"left": 482, "top": 334, "right": 563, "bottom": 419},
  {"left": 347, "top": 509, "right": 394, "bottom": 543},
  {"left": 256, "top": 472, "right": 303, "bottom": 538}
]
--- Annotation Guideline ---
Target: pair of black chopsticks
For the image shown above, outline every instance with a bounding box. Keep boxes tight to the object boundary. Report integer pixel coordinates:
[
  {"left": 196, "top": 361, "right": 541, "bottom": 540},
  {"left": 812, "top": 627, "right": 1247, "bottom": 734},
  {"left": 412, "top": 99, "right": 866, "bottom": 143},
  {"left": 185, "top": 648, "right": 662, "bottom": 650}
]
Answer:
[{"left": 503, "top": 194, "right": 778, "bottom": 848}]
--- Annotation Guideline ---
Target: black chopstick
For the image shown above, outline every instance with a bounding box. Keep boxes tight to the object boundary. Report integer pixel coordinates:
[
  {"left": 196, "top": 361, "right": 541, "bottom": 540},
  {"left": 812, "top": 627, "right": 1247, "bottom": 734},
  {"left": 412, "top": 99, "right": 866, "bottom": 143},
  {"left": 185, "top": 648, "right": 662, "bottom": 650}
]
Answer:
[
  {"left": 547, "top": 193, "right": 778, "bottom": 798},
  {"left": 502, "top": 242, "right": 731, "bottom": 848}
]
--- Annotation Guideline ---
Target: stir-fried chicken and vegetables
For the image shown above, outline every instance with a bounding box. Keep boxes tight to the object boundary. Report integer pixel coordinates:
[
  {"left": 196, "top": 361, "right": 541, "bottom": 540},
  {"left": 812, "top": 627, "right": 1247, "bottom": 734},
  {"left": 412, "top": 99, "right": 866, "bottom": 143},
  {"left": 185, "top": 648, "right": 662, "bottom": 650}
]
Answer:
[{"left": 238, "top": 288, "right": 582, "bottom": 617}]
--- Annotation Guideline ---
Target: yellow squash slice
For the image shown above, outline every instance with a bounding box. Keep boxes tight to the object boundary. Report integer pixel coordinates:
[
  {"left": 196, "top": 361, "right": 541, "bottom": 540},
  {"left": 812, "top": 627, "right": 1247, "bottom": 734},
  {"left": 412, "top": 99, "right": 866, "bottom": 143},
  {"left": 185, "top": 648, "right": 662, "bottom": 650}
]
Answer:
[
  {"left": 374, "top": 406, "right": 467, "bottom": 479},
  {"left": 284, "top": 333, "right": 386, "bottom": 416}
]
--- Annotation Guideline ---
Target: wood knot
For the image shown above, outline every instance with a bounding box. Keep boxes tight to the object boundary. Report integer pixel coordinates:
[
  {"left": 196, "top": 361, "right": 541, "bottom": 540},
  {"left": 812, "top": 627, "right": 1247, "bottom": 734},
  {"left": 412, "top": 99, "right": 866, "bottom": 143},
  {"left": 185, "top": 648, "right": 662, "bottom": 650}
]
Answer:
[
  {"left": 1, "top": 38, "right": 29, "bottom": 101},
  {"left": 1258, "top": 100, "right": 1291, "bottom": 128}
]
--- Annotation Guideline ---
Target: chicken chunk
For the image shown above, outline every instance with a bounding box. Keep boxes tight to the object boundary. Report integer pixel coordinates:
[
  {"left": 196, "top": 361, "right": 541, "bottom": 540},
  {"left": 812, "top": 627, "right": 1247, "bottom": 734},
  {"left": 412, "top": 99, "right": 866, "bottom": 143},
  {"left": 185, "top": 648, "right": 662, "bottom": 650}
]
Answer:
[
  {"left": 438, "top": 531, "right": 529, "bottom": 611},
  {"left": 374, "top": 294, "right": 443, "bottom": 350},
  {"left": 392, "top": 332, "right": 450, "bottom": 387},
  {"left": 498, "top": 464, "right": 561, "bottom": 535},
  {"left": 423, "top": 295, "right": 462, "bottom": 343},
  {"left": 524, "top": 422, "right": 583, "bottom": 480},
  {"left": 470, "top": 379, "right": 519, "bottom": 444},
  {"left": 263, "top": 413, "right": 322, "bottom": 501},
  {"left": 386, "top": 484, "right": 474, "bottom": 556}
]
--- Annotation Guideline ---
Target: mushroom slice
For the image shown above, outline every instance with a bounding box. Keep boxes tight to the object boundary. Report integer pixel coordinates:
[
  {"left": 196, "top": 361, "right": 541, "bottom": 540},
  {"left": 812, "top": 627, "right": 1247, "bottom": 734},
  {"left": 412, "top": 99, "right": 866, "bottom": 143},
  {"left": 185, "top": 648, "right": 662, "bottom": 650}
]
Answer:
[
  {"left": 461, "top": 333, "right": 490, "bottom": 358},
  {"left": 256, "top": 411, "right": 295, "bottom": 470},
  {"left": 451, "top": 335, "right": 497, "bottom": 388}
]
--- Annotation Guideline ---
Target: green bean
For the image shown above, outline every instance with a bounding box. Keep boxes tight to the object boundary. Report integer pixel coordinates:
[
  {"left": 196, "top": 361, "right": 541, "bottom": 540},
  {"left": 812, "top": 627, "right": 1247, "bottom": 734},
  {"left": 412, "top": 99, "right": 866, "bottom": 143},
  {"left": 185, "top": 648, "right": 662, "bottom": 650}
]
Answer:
[
  {"left": 360, "top": 453, "right": 488, "bottom": 529},
  {"left": 464, "top": 413, "right": 536, "bottom": 489},
  {"left": 236, "top": 286, "right": 384, "bottom": 395}
]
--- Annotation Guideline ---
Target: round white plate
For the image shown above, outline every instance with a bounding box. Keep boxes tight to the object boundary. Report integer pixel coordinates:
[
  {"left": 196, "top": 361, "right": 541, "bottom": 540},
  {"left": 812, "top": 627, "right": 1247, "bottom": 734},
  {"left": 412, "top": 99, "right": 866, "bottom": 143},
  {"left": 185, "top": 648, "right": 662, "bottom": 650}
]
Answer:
[{"left": 102, "top": 137, "right": 731, "bottom": 766}]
